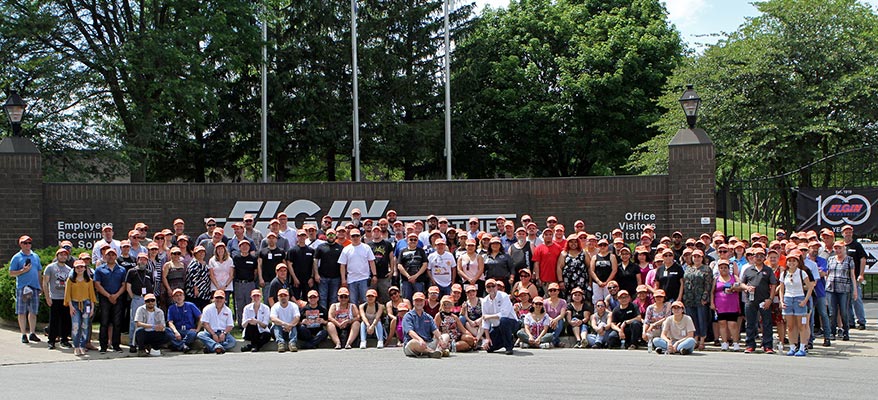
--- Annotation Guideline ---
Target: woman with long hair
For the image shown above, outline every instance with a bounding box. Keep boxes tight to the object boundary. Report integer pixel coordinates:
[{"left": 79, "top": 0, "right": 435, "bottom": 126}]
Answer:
[
  {"left": 208, "top": 242, "right": 235, "bottom": 308},
  {"left": 589, "top": 239, "right": 618, "bottom": 305},
  {"left": 64, "top": 260, "right": 96, "bottom": 356},
  {"left": 558, "top": 234, "right": 588, "bottom": 297},
  {"left": 457, "top": 239, "right": 485, "bottom": 296},
  {"left": 682, "top": 249, "right": 712, "bottom": 350},
  {"left": 185, "top": 246, "right": 212, "bottom": 310},
  {"left": 711, "top": 259, "right": 742, "bottom": 351},
  {"left": 778, "top": 251, "right": 815, "bottom": 356}
]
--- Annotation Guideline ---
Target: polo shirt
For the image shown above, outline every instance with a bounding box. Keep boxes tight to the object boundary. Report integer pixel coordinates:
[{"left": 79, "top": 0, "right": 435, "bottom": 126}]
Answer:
[
  {"left": 401, "top": 309, "right": 437, "bottom": 344},
  {"left": 201, "top": 304, "right": 234, "bottom": 331},
  {"left": 741, "top": 264, "right": 778, "bottom": 304},
  {"left": 9, "top": 251, "right": 42, "bottom": 289},
  {"left": 167, "top": 301, "right": 201, "bottom": 331},
  {"left": 94, "top": 263, "right": 127, "bottom": 295}
]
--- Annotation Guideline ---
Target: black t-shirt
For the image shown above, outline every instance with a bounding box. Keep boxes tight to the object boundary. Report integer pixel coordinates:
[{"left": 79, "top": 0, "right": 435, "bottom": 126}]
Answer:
[
  {"left": 299, "top": 303, "right": 328, "bottom": 334},
  {"left": 125, "top": 267, "right": 155, "bottom": 296},
  {"left": 314, "top": 242, "right": 344, "bottom": 279},
  {"left": 368, "top": 240, "right": 394, "bottom": 277},
  {"left": 259, "top": 246, "right": 286, "bottom": 283},
  {"left": 233, "top": 254, "right": 258, "bottom": 282},
  {"left": 398, "top": 247, "right": 429, "bottom": 283},
  {"left": 484, "top": 253, "right": 512, "bottom": 279},
  {"left": 845, "top": 240, "right": 867, "bottom": 276},
  {"left": 287, "top": 245, "right": 315, "bottom": 281},
  {"left": 593, "top": 253, "right": 615, "bottom": 282},
  {"left": 567, "top": 302, "right": 592, "bottom": 322},
  {"left": 742, "top": 264, "right": 779, "bottom": 304},
  {"left": 616, "top": 262, "right": 641, "bottom": 295},
  {"left": 268, "top": 277, "right": 292, "bottom": 304},
  {"left": 612, "top": 303, "right": 639, "bottom": 324},
  {"left": 507, "top": 242, "right": 533, "bottom": 274},
  {"left": 118, "top": 255, "right": 137, "bottom": 271},
  {"left": 656, "top": 263, "right": 685, "bottom": 300}
]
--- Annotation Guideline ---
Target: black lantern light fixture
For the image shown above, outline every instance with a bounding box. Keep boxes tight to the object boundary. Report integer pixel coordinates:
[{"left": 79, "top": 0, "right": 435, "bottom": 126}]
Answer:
[
  {"left": 678, "top": 84, "right": 701, "bottom": 129},
  {"left": 3, "top": 91, "right": 27, "bottom": 137}
]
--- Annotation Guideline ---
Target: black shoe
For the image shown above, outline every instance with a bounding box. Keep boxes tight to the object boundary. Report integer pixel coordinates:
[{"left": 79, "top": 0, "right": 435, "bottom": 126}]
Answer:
[
  {"left": 655, "top": 348, "right": 664, "bottom": 354},
  {"left": 21, "top": 334, "right": 28, "bottom": 344},
  {"left": 203, "top": 348, "right": 210, "bottom": 354},
  {"left": 47, "top": 342, "right": 55, "bottom": 350},
  {"left": 113, "top": 346, "right": 123, "bottom": 353},
  {"left": 241, "top": 344, "right": 252, "bottom": 352},
  {"left": 842, "top": 335, "right": 850, "bottom": 341},
  {"left": 680, "top": 348, "right": 692, "bottom": 355},
  {"left": 858, "top": 324, "right": 866, "bottom": 330},
  {"left": 505, "top": 349, "right": 514, "bottom": 355},
  {"left": 60, "top": 341, "right": 72, "bottom": 349},
  {"left": 806, "top": 343, "right": 813, "bottom": 350},
  {"left": 823, "top": 339, "right": 831, "bottom": 347},
  {"left": 181, "top": 345, "right": 190, "bottom": 353},
  {"left": 29, "top": 333, "right": 41, "bottom": 343},
  {"left": 100, "top": 347, "right": 107, "bottom": 354},
  {"left": 129, "top": 346, "right": 138, "bottom": 353}
]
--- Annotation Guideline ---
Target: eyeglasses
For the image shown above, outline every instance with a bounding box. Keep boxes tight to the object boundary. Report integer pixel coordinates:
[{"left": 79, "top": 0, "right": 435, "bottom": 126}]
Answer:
[
  {"left": 137, "top": 228, "right": 147, "bottom": 231},
  {"left": 686, "top": 243, "right": 696, "bottom": 247},
  {"left": 408, "top": 238, "right": 418, "bottom": 242},
  {"left": 207, "top": 224, "right": 216, "bottom": 227},
  {"left": 327, "top": 234, "right": 337, "bottom": 237},
  {"left": 618, "top": 295, "right": 630, "bottom": 298},
  {"left": 308, "top": 295, "right": 318, "bottom": 299},
  {"left": 155, "top": 237, "right": 165, "bottom": 240},
  {"left": 548, "top": 288, "right": 559, "bottom": 292},
  {"left": 171, "top": 252, "right": 182, "bottom": 255},
  {"left": 469, "top": 222, "right": 478, "bottom": 225},
  {"left": 607, "top": 286, "right": 618, "bottom": 289},
  {"left": 693, "top": 255, "right": 703, "bottom": 258},
  {"left": 278, "top": 294, "right": 289, "bottom": 298},
  {"left": 533, "top": 303, "right": 543, "bottom": 306},
  {"left": 598, "top": 244, "right": 608, "bottom": 247},
  {"left": 596, "top": 304, "right": 606, "bottom": 307},
  {"left": 718, "top": 250, "right": 728, "bottom": 253}
]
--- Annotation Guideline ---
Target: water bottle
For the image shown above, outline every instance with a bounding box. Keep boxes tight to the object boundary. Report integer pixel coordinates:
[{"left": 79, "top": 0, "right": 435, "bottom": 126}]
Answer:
[
  {"left": 647, "top": 339, "right": 654, "bottom": 353},
  {"left": 450, "top": 340, "right": 457, "bottom": 353},
  {"left": 621, "top": 339, "right": 626, "bottom": 349}
]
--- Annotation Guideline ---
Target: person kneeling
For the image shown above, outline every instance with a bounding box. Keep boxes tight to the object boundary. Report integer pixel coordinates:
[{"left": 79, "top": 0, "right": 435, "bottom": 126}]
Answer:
[
  {"left": 652, "top": 301, "right": 696, "bottom": 355},
  {"left": 133, "top": 294, "right": 170, "bottom": 356}
]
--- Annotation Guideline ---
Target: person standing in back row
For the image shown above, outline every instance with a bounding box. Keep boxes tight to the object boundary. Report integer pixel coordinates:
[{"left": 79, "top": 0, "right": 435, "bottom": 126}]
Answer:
[{"left": 314, "top": 229, "right": 345, "bottom": 309}]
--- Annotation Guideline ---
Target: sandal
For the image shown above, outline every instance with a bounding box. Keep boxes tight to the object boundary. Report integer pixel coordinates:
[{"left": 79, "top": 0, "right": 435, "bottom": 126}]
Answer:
[
  {"left": 345, "top": 344, "right": 352, "bottom": 350},
  {"left": 334, "top": 344, "right": 342, "bottom": 350}
]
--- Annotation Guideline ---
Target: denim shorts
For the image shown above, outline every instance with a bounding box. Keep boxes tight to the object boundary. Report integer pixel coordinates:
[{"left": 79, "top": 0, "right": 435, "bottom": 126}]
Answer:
[
  {"left": 15, "top": 287, "right": 40, "bottom": 315},
  {"left": 782, "top": 295, "right": 809, "bottom": 316}
]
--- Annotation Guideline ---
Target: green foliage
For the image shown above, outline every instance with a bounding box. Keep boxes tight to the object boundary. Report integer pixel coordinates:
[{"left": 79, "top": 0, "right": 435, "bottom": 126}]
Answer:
[
  {"left": 0, "top": 247, "right": 88, "bottom": 322},
  {"left": 452, "top": 0, "right": 682, "bottom": 178},
  {"left": 628, "top": 0, "right": 878, "bottom": 183}
]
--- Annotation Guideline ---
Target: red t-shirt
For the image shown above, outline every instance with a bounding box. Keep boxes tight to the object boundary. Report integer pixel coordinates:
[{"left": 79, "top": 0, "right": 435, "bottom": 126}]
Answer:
[{"left": 533, "top": 242, "right": 563, "bottom": 283}]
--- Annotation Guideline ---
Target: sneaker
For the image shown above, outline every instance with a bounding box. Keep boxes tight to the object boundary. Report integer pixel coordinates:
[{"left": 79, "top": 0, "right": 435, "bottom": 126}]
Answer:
[
  {"left": 764, "top": 347, "right": 775, "bottom": 354},
  {"left": 539, "top": 343, "right": 551, "bottom": 349},
  {"left": 377, "top": 340, "right": 384, "bottom": 349},
  {"left": 215, "top": 347, "right": 225, "bottom": 354},
  {"left": 181, "top": 345, "right": 191, "bottom": 353},
  {"left": 47, "top": 342, "right": 55, "bottom": 350},
  {"left": 794, "top": 349, "right": 807, "bottom": 357},
  {"left": 573, "top": 343, "right": 582, "bottom": 349},
  {"left": 129, "top": 346, "right": 138, "bottom": 354},
  {"left": 744, "top": 347, "right": 754, "bottom": 354},
  {"left": 74, "top": 347, "right": 82, "bottom": 356},
  {"left": 733, "top": 343, "right": 741, "bottom": 352},
  {"left": 441, "top": 349, "right": 450, "bottom": 357},
  {"left": 277, "top": 343, "right": 286, "bottom": 353},
  {"left": 858, "top": 324, "right": 866, "bottom": 331},
  {"left": 21, "top": 334, "right": 28, "bottom": 343},
  {"left": 137, "top": 349, "right": 149, "bottom": 357},
  {"left": 241, "top": 344, "right": 252, "bottom": 352},
  {"left": 720, "top": 342, "right": 729, "bottom": 351},
  {"left": 288, "top": 343, "right": 298, "bottom": 352},
  {"left": 519, "top": 342, "right": 528, "bottom": 349},
  {"left": 806, "top": 343, "right": 813, "bottom": 350},
  {"left": 86, "top": 343, "right": 98, "bottom": 350},
  {"left": 60, "top": 341, "right": 72, "bottom": 349},
  {"left": 842, "top": 335, "right": 850, "bottom": 341},
  {"left": 786, "top": 347, "right": 797, "bottom": 356},
  {"left": 99, "top": 347, "right": 107, "bottom": 354},
  {"left": 627, "top": 344, "right": 638, "bottom": 350},
  {"left": 580, "top": 338, "right": 589, "bottom": 348},
  {"left": 113, "top": 346, "right": 123, "bottom": 353},
  {"left": 680, "top": 348, "right": 692, "bottom": 355},
  {"left": 429, "top": 349, "right": 443, "bottom": 359},
  {"left": 505, "top": 349, "right": 514, "bottom": 355},
  {"left": 655, "top": 347, "right": 664, "bottom": 355},
  {"left": 360, "top": 342, "right": 367, "bottom": 349},
  {"left": 823, "top": 339, "right": 831, "bottom": 347},
  {"left": 29, "top": 333, "right": 41, "bottom": 343},
  {"left": 149, "top": 349, "right": 162, "bottom": 357}
]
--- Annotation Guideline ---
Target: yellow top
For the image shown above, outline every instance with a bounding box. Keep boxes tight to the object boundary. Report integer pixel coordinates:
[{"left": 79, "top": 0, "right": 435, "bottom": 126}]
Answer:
[{"left": 64, "top": 278, "right": 97, "bottom": 306}]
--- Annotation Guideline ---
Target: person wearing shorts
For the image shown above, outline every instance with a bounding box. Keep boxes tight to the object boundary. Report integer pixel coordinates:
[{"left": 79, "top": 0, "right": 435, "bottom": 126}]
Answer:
[
  {"left": 779, "top": 251, "right": 814, "bottom": 357},
  {"left": 9, "top": 235, "right": 43, "bottom": 344}
]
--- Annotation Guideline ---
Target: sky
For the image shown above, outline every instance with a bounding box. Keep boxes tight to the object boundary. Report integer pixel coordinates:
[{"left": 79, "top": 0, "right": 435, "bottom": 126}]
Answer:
[{"left": 473, "top": 0, "right": 878, "bottom": 49}]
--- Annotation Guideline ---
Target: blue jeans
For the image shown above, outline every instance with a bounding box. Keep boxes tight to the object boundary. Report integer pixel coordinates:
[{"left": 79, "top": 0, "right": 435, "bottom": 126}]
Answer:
[
  {"left": 272, "top": 325, "right": 298, "bottom": 344},
  {"left": 318, "top": 276, "right": 341, "bottom": 309},
  {"left": 516, "top": 329, "right": 552, "bottom": 344},
  {"left": 401, "top": 281, "right": 425, "bottom": 302},
  {"left": 360, "top": 320, "right": 385, "bottom": 343},
  {"left": 164, "top": 328, "right": 198, "bottom": 350},
  {"left": 811, "top": 296, "right": 830, "bottom": 341},
  {"left": 70, "top": 300, "right": 92, "bottom": 348},
  {"left": 197, "top": 330, "right": 237, "bottom": 351},
  {"left": 551, "top": 319, "right": 566, "bottom": 346},
  {"left": 686, "top": 305, "right": 709, "bottom": 337},
  {"left": 488, "top": 317, "right": 518, "bottom": 352},
  {"left": 129, "top": 295, "right": 145, "bottom": 340},
  {"left": 297, "top": 326, "right": 328, "bottom": 349},
  {"left": 586, "top": 330, "right": 611, "bottom": 347},
  {"left": 437, "top": 284, "right": 452, "bottom": 297},
  {"left": 744, "top": 301, "right": 773, "bottom": 349},
  {"left": 652, "top": 337, "right": 697, "bottom": 353},
  {"left": 828, "top": 291, "right": 851, "bottom": 336},
  {"left": 849, "top": 283, "right": 866, "bottom": 326},
  {"left": 348, "top": 279, "right": 369, "bottom": 305}
]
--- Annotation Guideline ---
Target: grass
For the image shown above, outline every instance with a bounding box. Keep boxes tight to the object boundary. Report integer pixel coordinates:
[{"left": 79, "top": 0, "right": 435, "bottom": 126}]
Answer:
[{"left": 716, "top": 217, "right": 778, "bottom": 240}]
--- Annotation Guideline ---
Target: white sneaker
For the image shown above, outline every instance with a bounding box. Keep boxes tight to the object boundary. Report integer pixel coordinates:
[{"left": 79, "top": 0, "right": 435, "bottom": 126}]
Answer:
[
  {"left": 359, "top": 342, "right": 367, "bottom": 349},
  {"left": 376, "top": 340, "right": 384, "bottom": 349},
  {"left": 733, "top": 343, "right": 741, "bottom": 352},
  {"left": 539, "top": 343, "right": 551, "bottom": 349},
  {"left": 519, "top": 342, "right": 528, "bottom": 349},
  {"left": 720, "top": 342, "right": 729, "bottom": 351}
]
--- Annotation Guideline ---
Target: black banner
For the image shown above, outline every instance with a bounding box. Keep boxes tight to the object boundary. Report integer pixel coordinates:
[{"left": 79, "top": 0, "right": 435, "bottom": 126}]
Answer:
[{"left": 797, "top": 188, "right": 878, "bottom": 234}]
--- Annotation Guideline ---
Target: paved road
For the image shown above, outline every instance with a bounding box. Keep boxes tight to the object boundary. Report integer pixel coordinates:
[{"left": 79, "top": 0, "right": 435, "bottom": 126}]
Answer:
[{"left": 0, "top": 345, "right": 872, "bottom": 399}]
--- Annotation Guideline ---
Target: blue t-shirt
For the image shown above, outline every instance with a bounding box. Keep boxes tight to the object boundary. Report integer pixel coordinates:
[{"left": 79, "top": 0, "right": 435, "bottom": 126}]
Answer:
[
  {"left": 94, "top": 264, "right": 127, "bottom": 295},
  {"left": 813, "top": 256, "right": 828, "bottom": 298},
  {"left": 167, "top": 301, "right": 202, "bottom": 331},
  {"left": 9, "top": 251, "right": 42, "bottom": 289},
  {"left": 401, "top": 309, "right": 437, "bottom": 344}
]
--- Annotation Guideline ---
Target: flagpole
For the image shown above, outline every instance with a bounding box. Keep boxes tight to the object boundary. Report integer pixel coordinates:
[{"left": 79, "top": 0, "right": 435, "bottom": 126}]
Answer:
[
  {"left": 351, "top": 0, "right": 360, "bottom": 182},
  {"left": 261, "top": 0, "right": 269, "bottom": 182},
  {"left": 444, "top": 0, "right": 452, "bottom": 180}
]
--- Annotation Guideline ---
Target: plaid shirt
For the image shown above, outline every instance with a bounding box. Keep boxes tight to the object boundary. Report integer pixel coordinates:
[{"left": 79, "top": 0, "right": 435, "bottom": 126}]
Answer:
[{"left": 826, "top": 255, "right": 854, "bottom": 294}]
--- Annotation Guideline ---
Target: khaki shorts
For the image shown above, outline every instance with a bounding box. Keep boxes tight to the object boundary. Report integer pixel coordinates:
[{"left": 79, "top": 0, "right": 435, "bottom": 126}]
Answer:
[{"left": 403, "top": 338, "right": 438, "bottom": 357}]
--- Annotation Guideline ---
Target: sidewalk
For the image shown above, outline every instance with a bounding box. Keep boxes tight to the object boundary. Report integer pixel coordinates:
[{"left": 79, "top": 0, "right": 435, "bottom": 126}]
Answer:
[{"left": 2, "top": 303, "right": 876, "bottom": 365}]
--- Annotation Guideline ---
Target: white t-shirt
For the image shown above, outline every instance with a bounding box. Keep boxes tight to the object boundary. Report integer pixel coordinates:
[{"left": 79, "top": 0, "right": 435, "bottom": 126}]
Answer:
[
  {"left": 209, "top": 257, "right": 234, "bottom": 291},
  {"left": 270, "top": 301, "right": 301, "bottom": 325},
  {"left": 338, "top": 243, "right": 375, "bottom": 282},
  {"left": 428, "top": 251, "right": 456, "bottom": 287}
]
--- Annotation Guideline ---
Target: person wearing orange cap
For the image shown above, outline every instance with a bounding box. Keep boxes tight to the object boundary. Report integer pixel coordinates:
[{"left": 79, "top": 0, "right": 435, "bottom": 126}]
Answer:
[
  {"left": 270, "top": 288, "right": 301, "bottom": 352},
  {"left": 65, "top": 260, "right": 97, "bottom": 356},
  {"left": 480, "top": 279, "right": 518, "bottom": 355},
  {"left": 435, "top": 295, "right": 475, "bottom": 353},
  {"left": 314, "top": 229, "right": 345, "bottom": 308},
  {"left": 841, "top": 225, "right": 867, "bottom": 330},
  {"left": 427, "top": 238, "right": 456, "bottom": 297},
  {"left": 338, "top": 227, "right": 377, "bottom": 305},
  {"left": 590, "top": 238, "right": 619, "bottom": 305},
  {"left": 484, "top": 237, "right": 513, "bottom": 290},
  {"left": 565, "top": 287, "right": 591, "bottom": 348},
  {"left": 642, "top": 289, "right": 671, "bottom": 352},
  {"left": 132, "top": 294, "right": 169, "bottom": 356},
  {"left": 124, "top": 252, "right": 155, "bottom": 353},
  {"left": 165, "top": 288, "right": 201, "bottom": 353},
  {"left": 740, "top": 247, "right": 778, "bottom": 353},
  {"left": 607, "top": 289, "right": 643, "bottom": 349},
  {"left": 328, "top": 287, "right": 361, "bottom": 349},
  {"left": 91, "top": 225, "right": 120, "bottom": 266},
  {"left": 711, "top": 260, "right": 741, "bottom": 352},
  {"left": 532, "top": 228, "right": 561, "bottom": 294},
  {"left": 682, "top": 249, "right": 712, "bottom": 350},
  {"left": 778, "top": 251, "right": 815, "bottom": 357},
  {"left": 43, "top": 247, "right": 72, "bottom": 349},
  {"left": 297, "top": 290, "right": 330, "bottom": 349},
  {"left": 185, "top": 246, "right": 212, "bottom": 310},
  {"left": 197, "top": 290, "right": 236, "bottom": 354},
  {"left": 653, "top": 301, "right": 696, "bottom": 355},
  {"left": 240, "top": 289, "right": 271, "bottom": 352},
  {"left": 402, "top": 292, "right": 449, "bottom": 358},
  {"left": 94, "top": 246, "right": 127, "bottom": 353},
  {"left": 358, "top": 288, "right": 386, "bottom": 349},
  {"left": 516, "top": 296, "right": 553, "bottom": 349},
  {"left": 826, "top": 240, "right": 856, "bottom": 342},
  {"left": 398, "top": 232, "right": 429, "bottom": 301},
  {"left": 586, "top": 299, "right": 611, "bottom": 348}
]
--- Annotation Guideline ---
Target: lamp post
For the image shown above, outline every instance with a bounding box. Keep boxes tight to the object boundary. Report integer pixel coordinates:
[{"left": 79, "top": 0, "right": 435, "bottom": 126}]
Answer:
[
  {"left": 3, "top": 91, "right": 27, "bottom": 137},
  {"left": 678, "top": 84, "right": 702, "bottom": 129}
]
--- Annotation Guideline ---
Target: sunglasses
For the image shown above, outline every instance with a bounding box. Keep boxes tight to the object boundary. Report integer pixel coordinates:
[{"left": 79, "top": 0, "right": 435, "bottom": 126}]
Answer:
[
  {"left": 308, "top": 295, "right": 318, "bottom": 298},
  {"left": 485, "top": 285, "right": 496, "bottom": 289},
  {"left": 718, "top": 250, "right": 728, "bottom": 253},
  {"left": 327, "top": 234, "right": 337, "bottom": 237},
  {"left": 338, "top": 295, "right": 349, "bottom": 298},
  {"left": 172, "top": 252, "right": 182, "bottom": 255},
  {"left": 408, "top": 238, "right": 418, "bottom": 242},
  {"left": 598, "top": 244, "right": 608, "bottom": 247},
  {"left": 596, "top": 304, "right": 606, "bottom": 307},
  {"left": 207, "top": 224, "right": 216, "bottom": 227},
  {"left": 145, "top": 299, "right": 156, "bottom": 303},
  {"left": 607, "top": 286, "right": 618, "bottom": 289},
  {"left": 21, "top": 242, "right": 32, "bottom": 245},
  {"left": 278, "top": 294, "right": 289, "bottom": 297},
  {"left": 548, "top": 288, "right": 559, "bottom": 292},
  {"left": 672, "top": 306, "right": 683, "bottom": 309}
]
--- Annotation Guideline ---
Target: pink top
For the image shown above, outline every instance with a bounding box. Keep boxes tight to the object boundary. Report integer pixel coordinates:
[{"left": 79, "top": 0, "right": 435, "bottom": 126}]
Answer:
[
  {"left": 713, "top": 275, "right": 739, "bottom": 314},
  {"left": 543, "top": 298, "right": 567, "bottom": 319},
  {"left": 646, "top": 269, "right": 659, "bottom": 288}
]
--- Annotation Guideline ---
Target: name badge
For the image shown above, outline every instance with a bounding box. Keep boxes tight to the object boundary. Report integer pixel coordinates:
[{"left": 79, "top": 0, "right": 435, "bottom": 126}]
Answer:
[
  {"left": 141, "top": 288, "right": 147, "bottom": 295},
  {"left": 681, "top": 330, "right": 686, "bottom": 335},
  {"left": 85, "top": 305, "right": 92, "bottom": 314},
  {"left": 268, "top": 253, "right": 273, "bottom": 260}
]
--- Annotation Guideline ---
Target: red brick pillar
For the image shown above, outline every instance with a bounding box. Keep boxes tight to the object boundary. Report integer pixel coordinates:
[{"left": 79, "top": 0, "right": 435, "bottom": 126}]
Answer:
[
  {"left": 0, "top": 137, "right": 43, "bottom": 258},
  {"left": 667, "top": 128, "right": 715, "bottom": 238}
]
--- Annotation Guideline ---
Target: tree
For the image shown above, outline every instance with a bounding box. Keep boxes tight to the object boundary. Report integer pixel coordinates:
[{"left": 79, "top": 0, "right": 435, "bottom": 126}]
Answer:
[
  {"left": 628, "top": 0, "right": 878, "bottom": 184},
  {"left": 452, "top": 0, "right": 682, "bottom": 178}
]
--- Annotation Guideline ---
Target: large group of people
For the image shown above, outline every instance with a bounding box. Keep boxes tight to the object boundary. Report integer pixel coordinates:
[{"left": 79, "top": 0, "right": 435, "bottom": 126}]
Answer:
[{"left": 7, "top": 210, "right": 869, "bottom": 358}]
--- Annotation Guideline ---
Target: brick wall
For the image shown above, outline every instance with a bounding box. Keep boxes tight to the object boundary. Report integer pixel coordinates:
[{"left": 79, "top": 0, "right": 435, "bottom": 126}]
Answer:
[
  {"left": 668, "top": 133, "right": 716, "bottom": 237},
  {"left": 0, "top": 153, "right": 43, "bottom": 259}
]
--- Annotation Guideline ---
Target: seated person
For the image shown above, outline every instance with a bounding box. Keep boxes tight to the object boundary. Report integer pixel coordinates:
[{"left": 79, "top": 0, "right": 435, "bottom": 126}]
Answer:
[
  {"left": 607, "top": 290, "right": 644, "bottom": 349},
  {"left": 270, "top": 288, "right": 300, "bottom": 352},
  {"left": 196, "top": 290, "right": 237, "bottom": 354},
  {"left": 516, "top": 296, "right": 553, "bottom": 348},
  {"left": 132, "top": 294, "right": 169, "bottom": 356},
  {"left": 241, "top": 289, "right": 271, "bottom": 352},
  {"left": 328, "top": 287, "right": 360, "bottom": 349},
  {"left": 587, "top": 300, "right": 611, "bottom": 348},
  {"left": 435, "top": 295, "right": 475, "bottom": 352},
  {"left": 165, "top": 288, "right": 201, "bottom": 352},
  {"left": 297, "top": 290, "right": 329, "bottom": 349},
  {"left": 402, "top": 292, "right": 449, "bottom": 358},
  {"left": 359, "top": 289, "right": 386, "bottom": 349},
  {"left": 652, "top": 301, "right": 697, "bottom": 355}
]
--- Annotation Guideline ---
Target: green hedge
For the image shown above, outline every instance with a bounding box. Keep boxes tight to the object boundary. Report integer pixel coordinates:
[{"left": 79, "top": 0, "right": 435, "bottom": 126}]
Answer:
[{"left": 1, "top": 246, "right": 90, "bottom": 322}]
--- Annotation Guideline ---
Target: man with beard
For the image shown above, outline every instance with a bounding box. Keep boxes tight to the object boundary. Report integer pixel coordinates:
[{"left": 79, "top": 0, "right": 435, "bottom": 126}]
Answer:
[{"left": 314, "top": 229, "right": 345, "bottom": 309}]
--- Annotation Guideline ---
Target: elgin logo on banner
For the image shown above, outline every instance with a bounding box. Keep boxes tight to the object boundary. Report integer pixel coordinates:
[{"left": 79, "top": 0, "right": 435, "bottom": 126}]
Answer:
[{"left": 797, "top": 188, "right": 878, "bottom": 234}]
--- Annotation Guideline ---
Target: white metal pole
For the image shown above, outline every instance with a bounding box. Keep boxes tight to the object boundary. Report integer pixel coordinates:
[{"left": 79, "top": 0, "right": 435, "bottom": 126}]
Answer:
[
  {"left": 444, "top": 0, "right": 452, "bottom": 180},
  {"left": 351, "top": 0, "right": 360, "bottom": 182},
  {"left": 261, "top": 0, "right": 268, "bottom": 182}
]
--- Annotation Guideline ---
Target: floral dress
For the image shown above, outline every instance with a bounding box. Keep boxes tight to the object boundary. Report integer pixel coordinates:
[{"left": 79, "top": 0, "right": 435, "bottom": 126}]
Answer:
[{"left": 563, "top": 251, "right": 588, "bottom": 292}]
